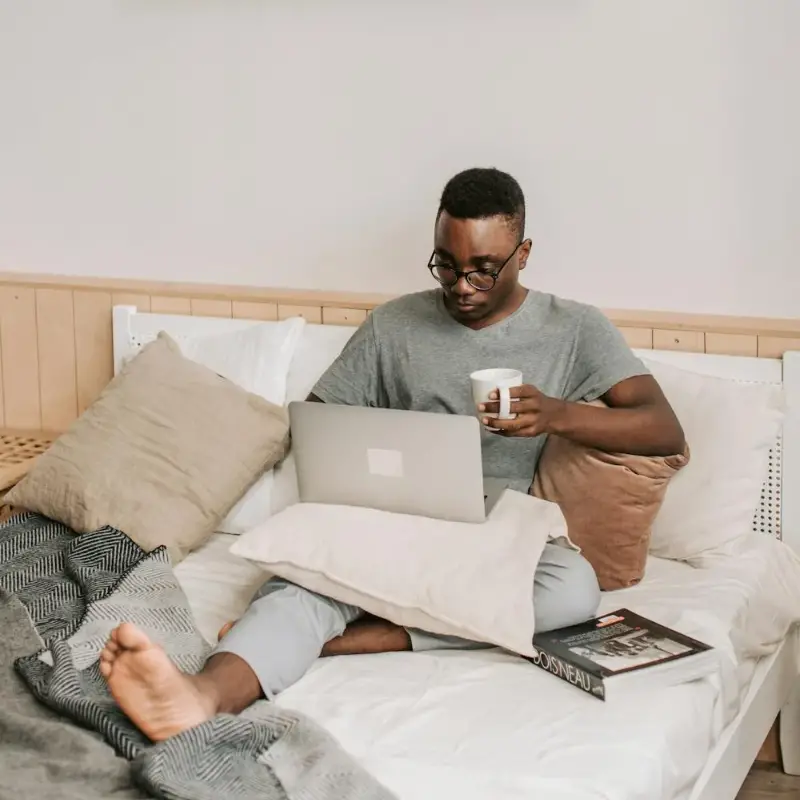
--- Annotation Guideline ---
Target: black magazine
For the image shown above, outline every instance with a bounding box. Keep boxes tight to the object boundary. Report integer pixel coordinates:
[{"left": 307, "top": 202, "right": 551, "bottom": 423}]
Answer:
[{"left": 527, "top": 608, "right": 715, "bottom": 701}]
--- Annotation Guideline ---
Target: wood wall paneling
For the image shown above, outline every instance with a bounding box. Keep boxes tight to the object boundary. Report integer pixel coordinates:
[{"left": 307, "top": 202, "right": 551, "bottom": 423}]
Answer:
[
  {"left": 73, "top": 291, "right": 113, "bottom": 414},
  {"left": 4, "top": 273, "right": 799, "bottom": 338},
  {"left": 1, "top": 272, "right": 799, "bottom": 433},
  {"left": 0, "top": 271, "right": 394, "bottom": 314},
  {"left": 150, "top": 296, "right": 191, "bottom": 315},
  {"left": 322, "top": 307, "right": 368, "bottom": 326},
  {"left": 191, "top": 298, "right": 232, "bottom": 318},
  {"left": 758, "top": 337, "right": 800, "bottom": 359},
  {"left": 0, "top": 321, "right": 4, "bottom": 426},
  {"left": 653, "top": 329, "right": 706, "bottom": 353},
  {"left": 278, "top": 304, "right": 323, "bottom": 323},
  {"left": 617, "top": 326, "right": 653, "bottom": 349},
  {"left": 112, "top": 293, "right": 151, "bottom": 312},
  {"left": 705, "top": 332, "right": 759, "bottom": 357},
  {"left": 35, "top": 288, "right": 78, "bottom": 431},
  {"left": 603, "top": 306, "right": 800, "bottom": 339},
  {"left": 232, "top": 301, "right": 278, "bottom": 321},
  {"left": 0, "top": 286, "right": 41, "bottom": 429}
]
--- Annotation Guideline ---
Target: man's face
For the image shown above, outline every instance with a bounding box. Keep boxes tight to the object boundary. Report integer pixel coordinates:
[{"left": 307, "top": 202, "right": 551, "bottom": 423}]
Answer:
[{"left": 432, "top": 211, "right": 529, "bottom": 328}]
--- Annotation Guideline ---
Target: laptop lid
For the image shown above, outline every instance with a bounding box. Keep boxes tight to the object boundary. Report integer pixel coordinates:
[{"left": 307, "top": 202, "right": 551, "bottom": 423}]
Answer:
[{"left": 288, "top": 402, "right": 487, "bottom": 523}]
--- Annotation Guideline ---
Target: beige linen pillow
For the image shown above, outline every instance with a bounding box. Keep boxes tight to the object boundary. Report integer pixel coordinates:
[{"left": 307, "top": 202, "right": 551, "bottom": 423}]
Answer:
[
  {"left": 532, "top": 402, "right": 689, "bottom": 590},
  {"left": 7, "top": 332, "right": 289, "bottom": 563}
]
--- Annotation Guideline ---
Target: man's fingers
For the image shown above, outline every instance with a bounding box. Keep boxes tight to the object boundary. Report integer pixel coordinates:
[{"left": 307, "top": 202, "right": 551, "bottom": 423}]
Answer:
[
  {"left": 479, "top": 398, "right": 535, "bottom": 415},
  {"left": 482, "top": 414, "right": 543, "bottom": 437},
  {"left": 508, "top": 384, "right": 538, "bottom": 399},
  {"left": 486, "top": 384, "right": 539, "bottom": 401},
  {"left": 482, "top": 415, "right": 526, "bottom": 432},
  {"left": 487, "top": 425, "right": 536, "bottom": 437}
]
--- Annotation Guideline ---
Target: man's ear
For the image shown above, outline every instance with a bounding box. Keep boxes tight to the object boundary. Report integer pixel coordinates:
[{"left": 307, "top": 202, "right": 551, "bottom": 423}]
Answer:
[{"left": 518, "top": 238, "right": 533, "bottom": 272}]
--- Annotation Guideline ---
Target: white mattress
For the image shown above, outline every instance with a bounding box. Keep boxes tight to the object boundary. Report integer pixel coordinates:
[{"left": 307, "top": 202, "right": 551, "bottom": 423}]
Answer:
[{"left": 175, "top": 532, "right": 794, "bottom": 800}]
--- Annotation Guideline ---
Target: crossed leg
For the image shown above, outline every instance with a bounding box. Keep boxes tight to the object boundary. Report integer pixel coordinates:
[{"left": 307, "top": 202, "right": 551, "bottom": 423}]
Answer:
[
  {"left": 98, "top": 614, "right": 409, "bottom": 742},
  {"left": 99, "top": 545, "right": 599, "bottom": 742}
]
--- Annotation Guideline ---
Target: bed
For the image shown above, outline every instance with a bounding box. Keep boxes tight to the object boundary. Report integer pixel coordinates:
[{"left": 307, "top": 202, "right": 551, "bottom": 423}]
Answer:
[{"left": 112, "top": 305, "right": 800, "bottom": 800}]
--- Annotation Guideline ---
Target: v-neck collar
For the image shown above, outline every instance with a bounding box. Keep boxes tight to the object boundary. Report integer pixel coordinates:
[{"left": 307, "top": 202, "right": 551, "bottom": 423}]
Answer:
[{"left": 435, "top": 288, "right": 536, "bottom": 334}]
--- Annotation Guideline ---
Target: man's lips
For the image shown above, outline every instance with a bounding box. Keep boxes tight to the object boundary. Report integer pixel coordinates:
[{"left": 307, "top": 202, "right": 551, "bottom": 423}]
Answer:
[{"left": 445, "top": 294, "right": 480, "bottom": 312}]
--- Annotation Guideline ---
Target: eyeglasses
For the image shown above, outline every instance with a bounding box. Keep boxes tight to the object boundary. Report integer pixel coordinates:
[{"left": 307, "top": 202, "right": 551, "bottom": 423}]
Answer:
[{"left": 428, "top": 240, "right": 526, "bottom": 291}]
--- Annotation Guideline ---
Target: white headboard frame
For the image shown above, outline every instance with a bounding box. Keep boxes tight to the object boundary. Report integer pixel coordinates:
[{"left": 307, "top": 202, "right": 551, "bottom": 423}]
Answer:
[
  {"left": 783, "top": 351, "right": 800, "bottom": 557},
  {"left": 112, "top": 305, "right": 800, "bottom": 556}
]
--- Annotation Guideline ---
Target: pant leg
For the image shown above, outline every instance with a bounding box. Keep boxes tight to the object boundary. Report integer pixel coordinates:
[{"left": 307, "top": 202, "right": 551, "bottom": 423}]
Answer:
[
  {"left": 531, "top": 543, "right": 601, "bottom": 632},
  {"left": 407, "top": 543, "right": 601, "bottom": 652},
  {"left": 213, "top": 577, "right": 363, "bottom": 698}
]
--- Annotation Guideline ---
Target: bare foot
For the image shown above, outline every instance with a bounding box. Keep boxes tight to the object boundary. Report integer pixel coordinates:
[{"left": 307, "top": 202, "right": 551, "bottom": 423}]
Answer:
[{"left": 99, "top": 623, "right": 218, "bottom": 741}]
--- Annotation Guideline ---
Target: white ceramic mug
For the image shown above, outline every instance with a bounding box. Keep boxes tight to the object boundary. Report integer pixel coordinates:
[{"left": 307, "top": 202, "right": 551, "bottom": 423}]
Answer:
[{"left": 470, "top": 368, "right": 523, "bottom": 420}]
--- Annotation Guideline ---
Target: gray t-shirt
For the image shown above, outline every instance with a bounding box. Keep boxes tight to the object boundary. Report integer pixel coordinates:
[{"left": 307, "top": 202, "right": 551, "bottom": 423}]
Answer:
[{"left": 312, "top": 289, "right": 648, "bottom": 492}]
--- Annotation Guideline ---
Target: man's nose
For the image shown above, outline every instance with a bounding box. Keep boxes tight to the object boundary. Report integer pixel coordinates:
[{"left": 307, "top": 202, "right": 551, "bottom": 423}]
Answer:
[{"left": 452, "top": 274, "right": 476, "bottom": 296}]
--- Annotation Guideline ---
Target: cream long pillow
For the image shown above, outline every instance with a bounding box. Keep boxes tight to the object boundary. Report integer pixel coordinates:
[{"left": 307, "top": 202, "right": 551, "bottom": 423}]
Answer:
[
  {"left": 229, "top": 489, "right": 569, "bottom": 657},
  {"left": 7, "top": 332, "right": 290, "bottom": 563}
]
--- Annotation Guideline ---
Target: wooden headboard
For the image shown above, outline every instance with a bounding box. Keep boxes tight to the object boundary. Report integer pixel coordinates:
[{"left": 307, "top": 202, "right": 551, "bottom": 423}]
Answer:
[{"left": 1, "top": 270, "right": 799, "bottom": 433}]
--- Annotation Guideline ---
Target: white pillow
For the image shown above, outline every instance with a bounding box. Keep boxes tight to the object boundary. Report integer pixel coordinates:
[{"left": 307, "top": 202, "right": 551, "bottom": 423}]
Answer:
[
  {"left": 270, "top": 323, "right": 358, "bottom": 515},
  {"left": 230, "top": 489, "right": 568, "bottom": 657},
  {"left": 270, "top": 451, "right": 300, "bottom": 516},
  {"left": 285, "top": 323, "right": 358, "bottom": 402},
  {"left": 645, "top": 358, "right": 784, "bottom": 560},
  {"left": 178, "top": 317, "right": 306, "bottom": 533}
]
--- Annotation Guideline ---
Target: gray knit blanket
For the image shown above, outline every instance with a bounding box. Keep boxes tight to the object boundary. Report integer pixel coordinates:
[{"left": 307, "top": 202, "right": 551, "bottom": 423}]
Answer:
[{"left": 0, "top": 512, "right": 395, "bottom": 800}]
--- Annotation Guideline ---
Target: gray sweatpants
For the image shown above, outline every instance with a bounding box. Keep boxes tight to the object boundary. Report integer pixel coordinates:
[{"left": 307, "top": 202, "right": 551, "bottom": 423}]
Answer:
[{"left": 214, "top": 543, "right": 600, "bottom": 698}]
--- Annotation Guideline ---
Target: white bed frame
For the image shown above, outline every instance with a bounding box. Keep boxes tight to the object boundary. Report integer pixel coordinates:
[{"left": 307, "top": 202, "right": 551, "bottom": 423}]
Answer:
[{"left": 113, "top": 305, "right": 800, "bottom": 800}]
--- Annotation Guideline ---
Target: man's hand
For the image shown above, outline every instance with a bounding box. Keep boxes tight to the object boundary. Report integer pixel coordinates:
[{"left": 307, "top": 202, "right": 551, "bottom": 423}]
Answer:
[{"left": 479, "top": 384, "right": 565, "bottom": 437}]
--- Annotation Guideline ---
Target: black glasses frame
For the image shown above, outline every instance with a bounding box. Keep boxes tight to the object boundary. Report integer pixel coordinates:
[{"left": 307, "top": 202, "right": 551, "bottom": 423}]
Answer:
[{"left": 427, "top": 239, "right": 527, "bottom": 291}]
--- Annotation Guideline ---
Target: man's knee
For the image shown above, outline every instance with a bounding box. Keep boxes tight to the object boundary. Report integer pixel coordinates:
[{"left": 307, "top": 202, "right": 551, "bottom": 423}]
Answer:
[
  {"left": 534, "top": 547, "right": 601, "bottom": 634},
  {"left": 250, "top": 575, "right": 363, "bottom": 633}
]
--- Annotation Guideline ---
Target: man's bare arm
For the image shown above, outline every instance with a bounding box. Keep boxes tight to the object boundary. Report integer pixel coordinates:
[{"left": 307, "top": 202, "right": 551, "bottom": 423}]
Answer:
[
  {"left": 549, "top": 375, "right": 686, "bottom": 456},
  {"left": 484, "top": 375, "right": 686, "bottom": 456}
]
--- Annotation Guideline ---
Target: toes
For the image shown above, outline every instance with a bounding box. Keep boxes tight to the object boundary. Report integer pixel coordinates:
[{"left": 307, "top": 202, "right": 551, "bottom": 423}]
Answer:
[
  {"left": 115, "top": 622, "right": 153, "bottom": 652},
  {"left": 99, "top": 659, "right": 112, "bottom": 678},
  {"left": 105, "top": 639, "right": 120, "bottom": 655},
  {"left": 100, "top": 647, "right": 115, "bottom": 664}
]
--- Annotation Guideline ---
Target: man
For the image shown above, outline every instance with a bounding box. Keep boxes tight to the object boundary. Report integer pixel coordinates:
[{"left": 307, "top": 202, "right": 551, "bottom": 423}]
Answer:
[{"left": 99, "top": 167, "right": 685, "bottom": 741}]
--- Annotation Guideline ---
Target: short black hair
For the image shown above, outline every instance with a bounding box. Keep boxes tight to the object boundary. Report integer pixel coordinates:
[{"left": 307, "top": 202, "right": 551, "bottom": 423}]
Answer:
[{"left": 438, "top": 167, "right": 525, "bottom": 237}]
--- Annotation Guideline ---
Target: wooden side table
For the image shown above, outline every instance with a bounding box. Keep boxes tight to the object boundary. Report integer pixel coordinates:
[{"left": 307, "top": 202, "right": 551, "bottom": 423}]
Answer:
[{"left": 0, "top": 429, "right": 58, "bottom": 522}]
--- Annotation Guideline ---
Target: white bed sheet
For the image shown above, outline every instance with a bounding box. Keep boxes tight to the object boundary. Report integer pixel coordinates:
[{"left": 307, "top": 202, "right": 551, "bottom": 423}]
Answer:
[{"left": 174, "top": 533, "right": 797, "bottom": 800}]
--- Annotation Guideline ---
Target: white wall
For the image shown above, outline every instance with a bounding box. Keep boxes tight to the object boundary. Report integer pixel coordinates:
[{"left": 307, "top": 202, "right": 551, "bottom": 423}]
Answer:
[{"left": 0, "top": 1, "right": 798, "bottom": 317}]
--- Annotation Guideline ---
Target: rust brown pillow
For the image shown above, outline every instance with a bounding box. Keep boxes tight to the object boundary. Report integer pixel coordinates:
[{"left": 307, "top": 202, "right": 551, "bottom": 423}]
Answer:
[{"left": 531, "top": 412, "right": 689, "bottom": 591}]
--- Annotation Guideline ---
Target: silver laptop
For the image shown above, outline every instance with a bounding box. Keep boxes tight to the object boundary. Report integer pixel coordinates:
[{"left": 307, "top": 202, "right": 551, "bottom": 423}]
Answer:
[{"left": 288, "top": 402, "right": 506, "bottom": 523}]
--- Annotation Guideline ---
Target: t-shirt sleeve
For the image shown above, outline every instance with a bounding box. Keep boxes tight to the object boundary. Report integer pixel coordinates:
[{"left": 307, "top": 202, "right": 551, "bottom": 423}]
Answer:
[
  {"left": 564, "top": 306, "right": 650, "bottom": 402},
  {"left": 311, "top": 315, "right": 385, "bottom": 407}
]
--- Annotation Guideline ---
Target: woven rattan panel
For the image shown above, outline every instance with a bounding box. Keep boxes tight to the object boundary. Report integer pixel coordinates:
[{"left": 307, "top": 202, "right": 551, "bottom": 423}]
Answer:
[{"left": 0, "top": 430, "right": 57, "bottom": 491}]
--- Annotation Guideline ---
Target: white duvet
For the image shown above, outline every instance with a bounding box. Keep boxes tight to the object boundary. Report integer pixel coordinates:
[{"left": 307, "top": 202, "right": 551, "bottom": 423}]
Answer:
[{"left": 175, "top": 532, "right": 800, "bottom": 800}]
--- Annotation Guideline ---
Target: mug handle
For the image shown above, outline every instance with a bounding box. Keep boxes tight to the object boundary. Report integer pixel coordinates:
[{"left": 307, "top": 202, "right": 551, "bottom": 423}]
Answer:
[{"left": 499, "top": 384, "right": 513, "bottom": 419}]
